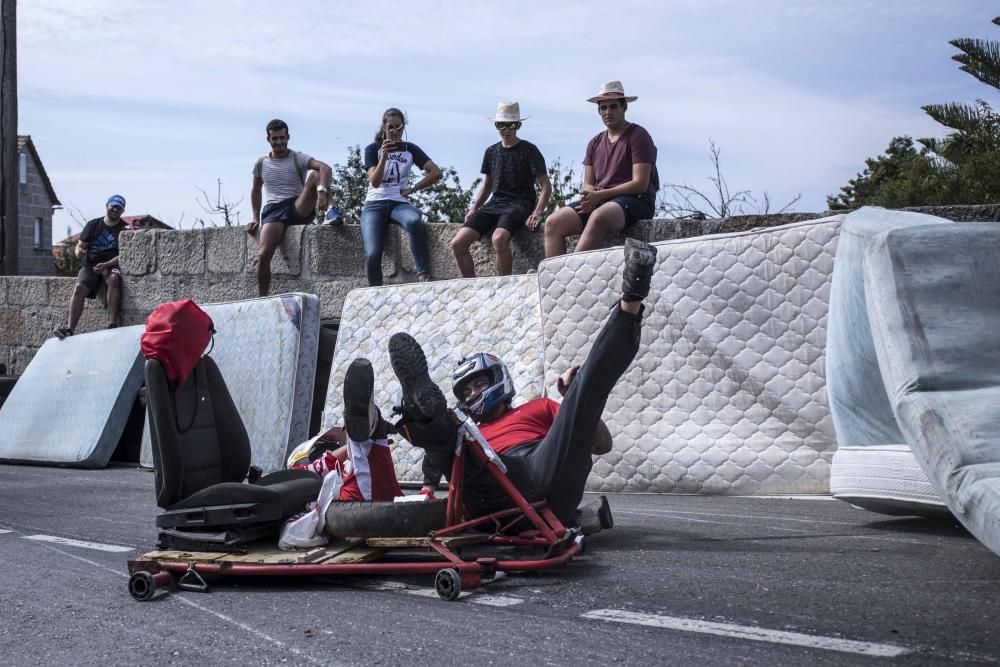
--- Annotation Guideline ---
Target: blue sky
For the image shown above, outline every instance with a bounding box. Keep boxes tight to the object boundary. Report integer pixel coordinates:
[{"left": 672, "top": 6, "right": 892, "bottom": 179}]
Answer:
[{"left": 17, "top": 1, "right": 997, "bottom": 239}]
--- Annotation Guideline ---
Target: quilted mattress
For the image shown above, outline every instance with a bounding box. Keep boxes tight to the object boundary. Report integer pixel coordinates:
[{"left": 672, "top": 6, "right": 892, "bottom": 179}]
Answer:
[
  {"left": 141, "top": 293, "right": 320, "bottom": 474},
  {"left": 537, "top": 215, "right": 845, "bottom": 494},
  {"left": 866, "top": 223, "right": 1000, "bottom": 556},
  {"left": 322, "top": 276, "right": 544, "bottom": 482},
  {"left": 825, "top": 207, "right": 949, "bottom": 516},
  {"left": 0, "top": 326, "right": 145, "bottom": 467}
]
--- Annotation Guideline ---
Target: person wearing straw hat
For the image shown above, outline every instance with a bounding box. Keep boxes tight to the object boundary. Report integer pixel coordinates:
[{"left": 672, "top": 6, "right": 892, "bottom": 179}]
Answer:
[
  {"left": 544, "top": 81, "right": 658, "bottom": 257},
  {"left": 451, "top": 102, "right": 551, "bottom": 277}
]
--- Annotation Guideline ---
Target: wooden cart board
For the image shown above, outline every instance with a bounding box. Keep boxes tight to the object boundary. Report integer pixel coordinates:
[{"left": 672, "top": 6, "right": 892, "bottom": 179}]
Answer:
[
  {"left": 323, "top": 546, "right": 385, "bottom": 564},
  {"left": 140, "top": 538, "right": 368, "bottom": 565},
  {"left": 365, "top": 535, "right": 490, "bottom": 549},
  {"left": 141, "top": 551, "right": 231, "bottom": 563}
]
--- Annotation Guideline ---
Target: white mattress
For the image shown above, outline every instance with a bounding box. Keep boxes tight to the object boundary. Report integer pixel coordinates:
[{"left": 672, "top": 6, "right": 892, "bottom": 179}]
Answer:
[
  {"left": 825, "top": 207, "right": 949, "bottom": 516},
  {"left": 322, "top": 276, "right": 544, "bottom": 482},
  {"left": 0, "top": 326, "right": 145, "bottom": 467},
  {"left": 537, "top": 216, "right": 845, "bottom": 494},
  {"left": 830, "top": 445, "right": 948, "bottom": 517},
  {"left": 140, "top": 293, "right": 320, "bottom": 474},
  {"left": 866, "top": 223, "right": 1000, "bottom": 555}
]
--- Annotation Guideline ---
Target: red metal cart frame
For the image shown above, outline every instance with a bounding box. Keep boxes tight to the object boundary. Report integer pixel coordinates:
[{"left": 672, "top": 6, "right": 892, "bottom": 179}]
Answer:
[{"left": 127, "top": 414, "right": 584, "bottom": 601}]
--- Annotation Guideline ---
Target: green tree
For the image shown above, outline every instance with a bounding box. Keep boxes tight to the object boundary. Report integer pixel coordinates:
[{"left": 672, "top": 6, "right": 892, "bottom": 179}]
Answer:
[
  {"left": 830, "top": 17, "right": 1000, "bottom": 208},
  {"left": 328, "top": 145, "right": 369, "bottom": 225},
  {"left": 827, "top": 136, "right": 958, "bottom": 210},
  {"left": 327, "top": 146, "right": 482, "bottom": 224},
  {"left": 545, "top": 158, "right": 582, "bottom": 215},
  {"left": 410, "top": 167, "right": 481, "bottom": 224}
]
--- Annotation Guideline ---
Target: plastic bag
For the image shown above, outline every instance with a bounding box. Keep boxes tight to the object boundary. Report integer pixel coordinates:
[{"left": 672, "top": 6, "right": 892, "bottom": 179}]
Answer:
[{"left": 278, "top": 468, "right": 344, "bottom": 550}]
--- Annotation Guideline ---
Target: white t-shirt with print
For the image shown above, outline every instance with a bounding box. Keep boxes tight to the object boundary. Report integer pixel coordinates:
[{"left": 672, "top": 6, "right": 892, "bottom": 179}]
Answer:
[{"left": 363, "top": 142, "right": 431, "bottom": 203}]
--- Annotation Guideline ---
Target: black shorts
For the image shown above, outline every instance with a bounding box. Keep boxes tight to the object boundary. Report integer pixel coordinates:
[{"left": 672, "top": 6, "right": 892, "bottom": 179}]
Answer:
[
  {"left": 261, "top": 196, "right": 312, "bottom": 226},
  {"left": 463, "top": 198, "right": 533, "bottom": 237},
  {"left": 77, "top": 265, "right": 121, "bottom": 299},
  {"left": 571, "top": 194, "right": 654, "bottom": 229}
]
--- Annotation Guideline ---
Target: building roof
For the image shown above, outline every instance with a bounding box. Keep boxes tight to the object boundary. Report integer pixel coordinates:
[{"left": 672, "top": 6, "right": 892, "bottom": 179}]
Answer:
[
  {"left": 55, "top": 214, "right": 173, "bottom": 245},
  {"left": 17, "top": 135, "right": 61, "bottom": 206}
]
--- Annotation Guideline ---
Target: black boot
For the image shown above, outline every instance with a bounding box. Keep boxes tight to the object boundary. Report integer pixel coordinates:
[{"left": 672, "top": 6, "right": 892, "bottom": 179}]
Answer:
[
  {"left": 388, "top": 332, "right": 448, "bottom": 422},
  {"left": 343, "top": 358, "right": 380, "bottom": 441},
  {"left": 622, "top": 238, "right": 657, "bottom": 303},
  {"left": 574, "top": 495, "right": 614, "bottom": 535}
]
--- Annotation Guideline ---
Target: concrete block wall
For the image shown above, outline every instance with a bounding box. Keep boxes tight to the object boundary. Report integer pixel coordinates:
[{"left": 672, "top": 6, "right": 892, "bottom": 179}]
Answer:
[
  {"left": 2, "top": 208, "right": 993, "bottom": 374},
  {"left": 0, "top": 275, "right": 109, "bottom": 373}
]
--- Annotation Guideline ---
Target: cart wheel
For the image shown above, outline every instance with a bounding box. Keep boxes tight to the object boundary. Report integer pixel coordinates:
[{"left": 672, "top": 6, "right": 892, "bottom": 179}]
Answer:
[
  {"left": 435, "top": 568, "right": 462, "bottom": 601},
  {"left": 129, "top": 572, "right": 158, "bottom": 601}
]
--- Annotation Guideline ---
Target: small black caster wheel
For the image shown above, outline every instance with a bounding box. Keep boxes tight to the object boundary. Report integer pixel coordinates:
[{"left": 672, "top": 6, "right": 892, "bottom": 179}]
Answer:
[{"left": 435, "top": 568, "right": 462, "bottom": 601}]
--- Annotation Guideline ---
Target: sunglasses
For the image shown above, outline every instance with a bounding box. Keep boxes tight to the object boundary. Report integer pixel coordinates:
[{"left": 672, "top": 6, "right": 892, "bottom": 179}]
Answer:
[
  {"left": 598, "top": 102, "right": 622, "bottom": 112},
  {"left": 109, "top": 205, "right": 124, "bottom": 212},
  {"left": 495, "top": 121, "right": 521, "bottom": 130},
  {"left": 385, "top": 123, "right": 405, "bottom": 132}
]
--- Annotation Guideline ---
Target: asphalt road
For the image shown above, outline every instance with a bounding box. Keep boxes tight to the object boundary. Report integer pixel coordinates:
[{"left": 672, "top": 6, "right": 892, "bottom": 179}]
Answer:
[{"left": 1, "top": 463, "right": 998, "bottom": 666}]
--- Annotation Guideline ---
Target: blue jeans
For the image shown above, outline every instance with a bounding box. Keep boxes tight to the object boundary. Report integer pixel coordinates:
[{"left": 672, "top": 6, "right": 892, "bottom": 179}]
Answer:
[{"left": 359, "top": 200, "right": 430, "bottom": 286}]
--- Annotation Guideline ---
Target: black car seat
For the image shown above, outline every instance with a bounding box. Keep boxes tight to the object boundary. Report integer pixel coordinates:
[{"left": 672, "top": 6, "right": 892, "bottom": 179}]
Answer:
[{"left": 145, "top": 356, "right": 320, "bottom": 551}]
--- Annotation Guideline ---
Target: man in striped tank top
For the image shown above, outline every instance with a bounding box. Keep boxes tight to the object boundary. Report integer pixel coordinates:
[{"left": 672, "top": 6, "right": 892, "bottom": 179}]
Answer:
[{"left": 249, "top": 119, "right": 332, "bottom": 296}]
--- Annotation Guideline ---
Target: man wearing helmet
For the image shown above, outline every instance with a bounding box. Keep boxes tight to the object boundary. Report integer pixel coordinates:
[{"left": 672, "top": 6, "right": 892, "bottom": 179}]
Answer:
[{"left": 391, "top": 237, "right": 657, "bottom": 525}]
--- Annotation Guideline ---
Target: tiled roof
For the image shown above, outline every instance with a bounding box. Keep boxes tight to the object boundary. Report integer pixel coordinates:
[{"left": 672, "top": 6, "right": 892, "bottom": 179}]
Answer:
[{"left": 17, "top": 135, "right": 60, "bottom": 205}]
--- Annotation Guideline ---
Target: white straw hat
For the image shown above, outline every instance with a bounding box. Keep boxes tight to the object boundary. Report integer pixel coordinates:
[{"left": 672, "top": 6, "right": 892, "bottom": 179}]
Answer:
[
  {"left": 587, "top": 81, "right": 638, "bottom": 104},
  {"left": 490, "top": 101, "right": 530, "bottom": 122}
]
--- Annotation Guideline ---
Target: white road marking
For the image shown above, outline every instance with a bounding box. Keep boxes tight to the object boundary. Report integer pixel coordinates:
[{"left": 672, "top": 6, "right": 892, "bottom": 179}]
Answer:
[
  {"left": 22, "top": 534, "right": 133, "bottom": 553},
  {"left": 34, "top": 542, "right": 335, "bottom": 667},
  {"left": 362, "top": 580, "right": 523, "bottom": 606},
  {"left": 0, "top": 529, "right": 13, "bottom": 534},
  {"left": 618, "top": 508, "right": 931, "bottom": 543},
  {"left": 582, "top": 609, "right": 909, "bottom": 658}
]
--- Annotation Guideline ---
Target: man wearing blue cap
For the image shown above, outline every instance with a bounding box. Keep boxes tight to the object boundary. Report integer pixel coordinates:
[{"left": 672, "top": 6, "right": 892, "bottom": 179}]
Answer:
[{"left": 53, "top": 195, "right": 128, "bottom": 339}]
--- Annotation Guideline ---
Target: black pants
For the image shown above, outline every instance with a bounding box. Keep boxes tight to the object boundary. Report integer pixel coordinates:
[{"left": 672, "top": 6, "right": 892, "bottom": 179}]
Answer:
[{"left": 408, "top": 304, "right": 643, "bottom": 524}]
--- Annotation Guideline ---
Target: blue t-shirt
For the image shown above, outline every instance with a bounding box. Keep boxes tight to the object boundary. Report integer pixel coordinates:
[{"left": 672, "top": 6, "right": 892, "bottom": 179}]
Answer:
[{"left": 363, "top": 142, "right": 431, "bottom": 203}]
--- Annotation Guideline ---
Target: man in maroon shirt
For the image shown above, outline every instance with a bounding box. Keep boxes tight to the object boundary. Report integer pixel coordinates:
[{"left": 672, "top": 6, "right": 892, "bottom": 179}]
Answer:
[
  {"left": 544, "top": 81, "right": 659, "bottom": 257},
  {"left": 391, "top": 238, "right": 657, "bottom": 526}
]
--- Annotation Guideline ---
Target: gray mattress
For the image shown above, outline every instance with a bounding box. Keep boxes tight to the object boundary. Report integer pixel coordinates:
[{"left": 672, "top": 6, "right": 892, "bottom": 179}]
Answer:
[
  {"left": 865, "top": 223, "right": 1000, "bottom": 555},
  {"left": 0, "top": 326, "right": 145, "bottom": 468},
  {"left": 537, "top": 215, "right": 845, "bottom": 494},
  {"left": 825, "top": 207, "right": 949, "bottom": 515},
  {"left": 141, "top": 293, "right": 320, "bottom": 474},
  {"left": 322, "top": 276, "right": 544, "bottom": 482}
]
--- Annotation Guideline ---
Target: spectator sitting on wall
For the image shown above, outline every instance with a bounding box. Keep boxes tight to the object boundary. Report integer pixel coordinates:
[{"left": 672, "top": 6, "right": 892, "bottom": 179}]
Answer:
[
  {"left": 451, "top": 102, "right": 552, "bottom": 278},
  {"left": 360, "top": 107, "right": 442, "bottom": 286},
  {"left": 53, "top": 194, "right": 129, "bottom": 339},
  {"left": 248, "top": 118, "right": 333, "bottom": 297},
  {"left": 544, "top": 81, "right": 659, "bottom": 257}
]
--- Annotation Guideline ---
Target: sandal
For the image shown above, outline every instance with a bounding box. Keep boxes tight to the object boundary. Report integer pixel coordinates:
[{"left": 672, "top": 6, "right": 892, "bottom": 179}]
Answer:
[
  {"left": 416, "top": 273, "right": 431, "bottom": 283},
  {"left": 53, "top": 327, "right": 74, "bottom": 340}
]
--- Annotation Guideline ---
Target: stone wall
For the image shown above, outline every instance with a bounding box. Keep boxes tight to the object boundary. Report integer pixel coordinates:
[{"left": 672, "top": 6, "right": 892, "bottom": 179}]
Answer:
[{"left": 0, "top": 207, "right": 996, "bottom": 374}]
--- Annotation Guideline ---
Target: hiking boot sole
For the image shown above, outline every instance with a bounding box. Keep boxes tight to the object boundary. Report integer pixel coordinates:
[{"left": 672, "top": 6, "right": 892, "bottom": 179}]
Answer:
[
  {"left": 388, "top": 332, "right": 447, "bottom": 421},
  {"left": 344, "top": 358, "right": 376, "bottom": 442},
  {"left": 622, "top": 238, "right": 657, "bottom": 302}
]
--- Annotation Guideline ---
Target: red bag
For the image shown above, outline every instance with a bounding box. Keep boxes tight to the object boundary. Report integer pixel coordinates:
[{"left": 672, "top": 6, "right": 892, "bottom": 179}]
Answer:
[{"left": 141, "top": 299, "right": 215, "bottom": 387}]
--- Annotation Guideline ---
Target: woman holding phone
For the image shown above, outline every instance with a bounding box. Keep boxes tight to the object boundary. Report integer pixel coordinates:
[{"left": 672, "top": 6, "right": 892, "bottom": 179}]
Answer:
[{"left": 360, "top": 108, "right": 443, "bottom": 285}]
